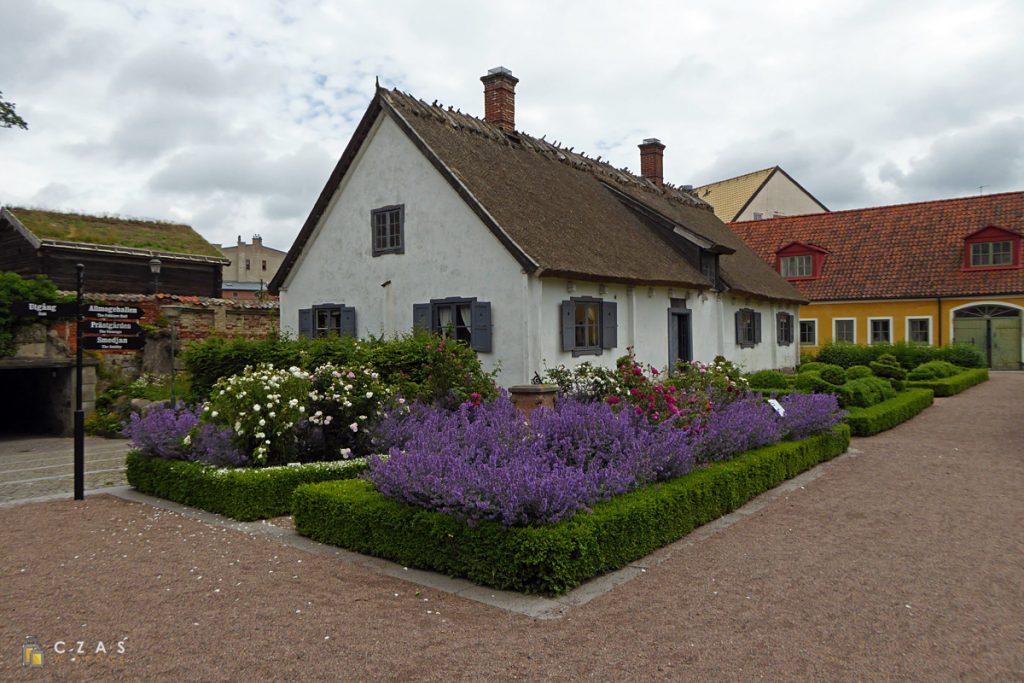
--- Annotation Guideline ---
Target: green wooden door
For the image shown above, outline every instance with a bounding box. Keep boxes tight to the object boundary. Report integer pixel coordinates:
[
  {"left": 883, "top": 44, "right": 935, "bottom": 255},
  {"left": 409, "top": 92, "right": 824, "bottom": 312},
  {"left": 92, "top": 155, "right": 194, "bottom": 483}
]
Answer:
[
  {"left": 991, "top": 316, "right": 1022, "bottom": 370},
  {"left": 953, "top": 318, "right": 989, "bottom": 364}
]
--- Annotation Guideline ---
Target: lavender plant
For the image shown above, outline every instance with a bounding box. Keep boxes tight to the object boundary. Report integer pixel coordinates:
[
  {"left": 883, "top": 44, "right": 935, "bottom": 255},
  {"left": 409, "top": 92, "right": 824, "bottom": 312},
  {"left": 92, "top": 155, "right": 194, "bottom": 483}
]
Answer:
[
  {"left": 777, "top": 392, "right": 845, "bottom": 440},
  {"left": 126, "top": 405, "right": 200, "bottom": 460}
]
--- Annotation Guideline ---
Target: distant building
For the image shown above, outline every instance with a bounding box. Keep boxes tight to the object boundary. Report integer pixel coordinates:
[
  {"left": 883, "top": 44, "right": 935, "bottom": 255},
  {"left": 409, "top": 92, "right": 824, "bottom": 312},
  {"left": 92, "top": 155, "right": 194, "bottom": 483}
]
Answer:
[
  {"left": 694, "top": 166, "right": 828, "bottom": 223},
  {"left": 215, "top": 235, "right": 286, "bottom": 298},
  {"left": 0, "top": 207, "right": 227, "bottom": 297}
]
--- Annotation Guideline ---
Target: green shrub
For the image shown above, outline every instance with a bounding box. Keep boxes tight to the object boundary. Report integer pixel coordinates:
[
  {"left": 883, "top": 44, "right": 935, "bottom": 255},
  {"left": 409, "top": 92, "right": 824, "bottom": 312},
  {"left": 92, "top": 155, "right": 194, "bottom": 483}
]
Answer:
[
  {"left": 889, "top": 379, "right": 906, "bottom": 392},
  {"left": 793, "top": 371, "right": 839, "bottom": 394},
  {"left": 293, "top": 427, "right": 851, "bottom": 595},
  {"left": 745, "top": 370, "right": 790, "bottom": 389},
  {"left": 798, "top": 361, "right": 827, "bottom": 374},
  {"left": 845, "top": 389, "right": 934, "bottom": 436},
  {"left": 0, "top": 271, "right": 71, "bottom": 357},
  {"left": 934, "top": 344, "right": 986, "bottom": 369},
  {"left": 907, "top": 360, "right": 960, "bottom": 380},
  {"left": 884, "top": 341, "right": 935, "bottom": 369},
  {"left": 819, "top": 365, "right": 847, "bottom": 385},
  {"left": 841, "top": 376, "right": 897, "bottom": 407},
  {"left": 814, "top": 342, "right": 876, "bottom": 368},
  {"left": 907, "top": 368, "right": 989, "bottom": 397},
  {"left": 869, "top": 354, "right": 907, "bottom": 380},
  {"left": 846, "top": 365, "right": 873, "bottom": 380},
  {"left": 126, "top": 451, "right": 367, "bottom": 521}
]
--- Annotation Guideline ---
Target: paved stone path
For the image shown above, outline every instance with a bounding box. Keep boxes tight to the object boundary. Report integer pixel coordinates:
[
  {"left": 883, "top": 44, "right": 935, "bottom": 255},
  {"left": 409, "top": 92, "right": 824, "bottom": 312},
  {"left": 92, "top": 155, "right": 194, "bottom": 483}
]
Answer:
[{"left": 0, "top": 434, "right": 131, "bottom": 503}]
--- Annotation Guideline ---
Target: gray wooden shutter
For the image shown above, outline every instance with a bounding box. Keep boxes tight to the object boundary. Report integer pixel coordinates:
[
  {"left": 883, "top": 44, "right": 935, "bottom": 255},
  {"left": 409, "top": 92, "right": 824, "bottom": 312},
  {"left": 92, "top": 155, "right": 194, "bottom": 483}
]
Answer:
[
  {"left": 560, "top": 301, "right": 575, "bottom": 351},
  {"left": 470, "top": 301, "right": 492, "bottom": 353},
  {"left": 413, "top": 303, "right": 431, "bottom": 331},
  {"left": 754, "top": 311, "right": 763, "bottom": 344},
  {"left": 298, "top": 308, "right": 313, "bottom": 339},
  {"left": 341, "top": 306, "right": 356, "bottom": 338},
  {"left": 734, "top": 310, "right": 743, "bottom": 344},
  {"left": 601, "top": 301, "right": 617, "bottom": 349},
  {"left": 668, "top": 311, "right": 678, "bottom": 368}
]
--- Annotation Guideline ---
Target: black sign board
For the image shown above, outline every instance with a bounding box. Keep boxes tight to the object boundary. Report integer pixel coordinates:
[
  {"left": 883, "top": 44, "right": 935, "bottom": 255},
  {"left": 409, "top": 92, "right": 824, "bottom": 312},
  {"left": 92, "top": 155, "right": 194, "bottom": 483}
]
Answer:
[
  {"left": 85, "top": 319, "right": 142, "bottom": 335},
  {"left": 82, "top": 304, "right": 143, "bottom": 320},
  {"left": 11, "top": 301, "right": 79, "bottom": 318},
  {"left": 81, "top": 334, "right": 145, "bottom": 351}
]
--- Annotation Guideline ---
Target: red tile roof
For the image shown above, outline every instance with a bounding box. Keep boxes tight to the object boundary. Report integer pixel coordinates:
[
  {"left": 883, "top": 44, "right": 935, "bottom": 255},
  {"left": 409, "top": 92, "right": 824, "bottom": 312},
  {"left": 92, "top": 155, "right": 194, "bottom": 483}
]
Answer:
[{"left": 730, "top": 191, "right": 1024, "bottom": 301}]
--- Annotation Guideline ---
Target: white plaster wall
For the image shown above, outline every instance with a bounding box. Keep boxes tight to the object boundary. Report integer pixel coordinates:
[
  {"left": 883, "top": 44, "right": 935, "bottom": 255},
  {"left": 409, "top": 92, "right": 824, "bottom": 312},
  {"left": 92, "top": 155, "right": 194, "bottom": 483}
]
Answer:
[
  {"left": 534, "top": 279, "right": 798, "bottom": 376},
  {"left": 737, "top": 172, "right": 826, "bottom": 220},
  {"left": 279, "top": 113, "right": 530, "bottom": 384}
]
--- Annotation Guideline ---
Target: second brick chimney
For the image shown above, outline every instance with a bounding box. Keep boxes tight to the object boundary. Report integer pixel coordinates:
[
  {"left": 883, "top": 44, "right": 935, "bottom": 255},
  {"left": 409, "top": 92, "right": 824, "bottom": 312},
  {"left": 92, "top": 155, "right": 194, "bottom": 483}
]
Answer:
[
  {"left": 638, "top": 138, "right": 666, "bottom": 187},
  {"left": 481, "top": 66, "right": 519, "bottom": 134}
]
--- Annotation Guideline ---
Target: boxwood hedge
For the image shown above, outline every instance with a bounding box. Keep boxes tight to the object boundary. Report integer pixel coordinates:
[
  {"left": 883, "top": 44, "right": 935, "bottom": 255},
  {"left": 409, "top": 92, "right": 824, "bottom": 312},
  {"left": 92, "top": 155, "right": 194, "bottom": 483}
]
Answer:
[
  {"left": 293, "top": 426, "right": 851, "bottom": 595},
  {"left": 126, "top": 452, "right": 367, "bottom": 521},
  {"left": 844, "top": 388, "right": 934, "bottom": 436},
  {"left": 906, "top": 367, "right": 989, "bottom": 397}
]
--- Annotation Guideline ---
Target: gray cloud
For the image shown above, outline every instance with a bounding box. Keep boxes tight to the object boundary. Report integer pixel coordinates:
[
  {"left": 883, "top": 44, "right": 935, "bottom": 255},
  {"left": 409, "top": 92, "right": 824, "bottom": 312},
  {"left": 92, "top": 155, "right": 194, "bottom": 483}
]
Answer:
[{"left": 879, "top": 118, "right": 1024, "bottom": 197}]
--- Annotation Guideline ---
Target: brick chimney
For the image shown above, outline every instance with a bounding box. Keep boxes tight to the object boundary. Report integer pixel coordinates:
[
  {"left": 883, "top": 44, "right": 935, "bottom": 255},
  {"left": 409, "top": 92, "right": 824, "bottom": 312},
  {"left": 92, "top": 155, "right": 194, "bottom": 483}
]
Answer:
[
  {"left": 481, "top": 66, "right": 518, "bottom": 134},
  {"left": 638, "top": 138, "right": 666, "bottom": 187}
]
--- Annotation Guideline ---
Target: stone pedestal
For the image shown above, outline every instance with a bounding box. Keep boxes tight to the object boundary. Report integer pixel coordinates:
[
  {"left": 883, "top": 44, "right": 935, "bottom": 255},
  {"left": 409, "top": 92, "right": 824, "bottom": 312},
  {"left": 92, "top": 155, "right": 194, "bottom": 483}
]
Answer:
[{"left": 508, "top": 384, "right": 558, "bottom": 417}]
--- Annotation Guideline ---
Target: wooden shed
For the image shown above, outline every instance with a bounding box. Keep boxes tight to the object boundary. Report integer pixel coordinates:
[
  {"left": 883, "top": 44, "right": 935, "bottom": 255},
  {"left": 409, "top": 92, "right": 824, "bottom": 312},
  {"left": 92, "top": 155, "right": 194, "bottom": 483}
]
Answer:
[{"left": 0, "top": 207, "right": 228, "bottom": 296}]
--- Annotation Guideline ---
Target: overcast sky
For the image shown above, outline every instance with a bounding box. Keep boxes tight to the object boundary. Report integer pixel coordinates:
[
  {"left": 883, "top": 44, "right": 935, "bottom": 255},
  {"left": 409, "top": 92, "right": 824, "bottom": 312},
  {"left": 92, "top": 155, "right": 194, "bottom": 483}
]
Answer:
[{"left": 2, "top": 0, "right": 1022, "bottom": 252}]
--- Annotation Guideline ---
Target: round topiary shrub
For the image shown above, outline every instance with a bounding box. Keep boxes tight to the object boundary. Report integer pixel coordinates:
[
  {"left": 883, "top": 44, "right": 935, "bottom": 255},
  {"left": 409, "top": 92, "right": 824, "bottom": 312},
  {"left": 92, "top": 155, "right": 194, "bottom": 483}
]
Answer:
[
  {"left": 907, "top": 360, "right": 960, "bottom": 380},
  {"left": 842, "top": 376, "right": 895, "bottom": 407},
  {"left": 869, "top": 353, "right": 907, "bottom": 380},
  {"left": 846, "top": 365, "right": 873, "bottom": 380},
  {"left": 793, "top": 371, "right": 838, "bottom": 394},
  {"left": 746, "top": 370, "right": 790, "bottom": 389},
  {"left": 819, "top": 365, "right": 847, "bottom": 385},
  {"left": 798, "top": 362, "right": 827, "bottom": 374}
]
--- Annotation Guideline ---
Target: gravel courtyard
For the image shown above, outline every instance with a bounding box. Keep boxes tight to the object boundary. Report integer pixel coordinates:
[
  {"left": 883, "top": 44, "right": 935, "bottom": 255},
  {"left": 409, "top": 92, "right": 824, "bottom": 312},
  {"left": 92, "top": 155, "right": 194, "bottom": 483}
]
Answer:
[{"left": 2, "top": 374, "right": 1022, "bottom": 681}]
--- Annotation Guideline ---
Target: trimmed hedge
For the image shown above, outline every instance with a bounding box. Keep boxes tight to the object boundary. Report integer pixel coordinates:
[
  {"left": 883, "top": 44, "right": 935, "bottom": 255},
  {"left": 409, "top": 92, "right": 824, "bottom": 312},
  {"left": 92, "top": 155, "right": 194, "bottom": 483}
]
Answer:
[
  {"left": 907, "top": 367, "right": 989, "bottom": 397},
  {"left": 293, "top": 426, "right": 851, "bottom": 595},
  {"left": 844, "top": 388, "right": 934, "bottom": 436},
  {"left": 126, "top": 451, "right": 367, "bottom": 521}
]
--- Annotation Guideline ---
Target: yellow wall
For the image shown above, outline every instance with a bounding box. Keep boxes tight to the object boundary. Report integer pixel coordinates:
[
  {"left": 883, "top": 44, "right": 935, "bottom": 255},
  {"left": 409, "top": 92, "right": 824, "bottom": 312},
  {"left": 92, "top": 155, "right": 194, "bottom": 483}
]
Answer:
[{"left": 798, "top": 295, "right": 1024, "bottom": 353}]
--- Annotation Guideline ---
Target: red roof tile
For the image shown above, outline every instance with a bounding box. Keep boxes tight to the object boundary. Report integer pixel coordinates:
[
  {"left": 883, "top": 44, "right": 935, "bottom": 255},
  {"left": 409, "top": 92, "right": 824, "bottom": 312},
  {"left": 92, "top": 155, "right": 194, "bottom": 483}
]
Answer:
[{"left": 729, "top": 191, "right": 1024, "bottom": 300}]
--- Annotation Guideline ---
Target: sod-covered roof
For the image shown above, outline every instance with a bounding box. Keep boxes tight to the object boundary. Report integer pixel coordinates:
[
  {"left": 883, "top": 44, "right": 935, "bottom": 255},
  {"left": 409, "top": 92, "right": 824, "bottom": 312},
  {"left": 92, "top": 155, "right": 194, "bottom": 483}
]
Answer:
[{"left": 7, "top": 207, "right": 224, "bottom": 258}]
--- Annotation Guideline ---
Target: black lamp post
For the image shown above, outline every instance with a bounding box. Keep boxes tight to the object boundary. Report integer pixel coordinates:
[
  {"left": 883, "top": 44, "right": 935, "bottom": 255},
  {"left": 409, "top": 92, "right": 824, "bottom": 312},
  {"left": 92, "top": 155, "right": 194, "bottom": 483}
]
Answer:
[{"left": 149, "top": 257, "right": 162, "bottom": 295}]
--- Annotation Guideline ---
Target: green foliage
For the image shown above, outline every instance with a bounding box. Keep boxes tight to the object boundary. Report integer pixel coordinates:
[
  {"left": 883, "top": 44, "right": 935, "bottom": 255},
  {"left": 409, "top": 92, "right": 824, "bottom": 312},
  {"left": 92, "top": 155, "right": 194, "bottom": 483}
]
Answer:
[
  {"left": 0, "top": 91, "right": 28, "bottom": 130},
  {"left": 845, "top": 389, "right": 934, "bottom": 436},
  {"left": 818, "top": 365, "right": 847, "bottom": 385},
  {"left": 0, "top": 271, "right": 68, "bottom": 356},
  {"left": 745, "top": 370, "right": 790, "bottom": 389},
  {"left": 543, "top": 361, "right": 625, "bottom": 401},
  {"left": 907, "top": 360, "right": 960, "bottom": 380},
  {"left": 126, "top": 450, "right": 367, "bottom": 521},
  {"left": 293, "top": 427, "right": 850, "bottom": 595},
  {"left": 182, "top": 330, "right": 497, "bottom": 408},
  {"left": 798, "top": 361, "right": 827, "bottom": 373},
  {"left": 869, "top": 354, "right": 907, "bottom": 380},
  {"left": 840, "top": 376, "right": 896, "bottom": 408},
  {"left": 907, "top": 368, "right": 989, "bottom": 397},
  {"left": 793, "top": 370, "right": 839, "bottom": 394},
  {"left": 814, "top": 342, "right": 874, "bottom": 368},
  {"left": 933, "top": 343, "right": 986, "bottom": 368},
  {"left": 846, "top": 365, "right": 873, "bottom": 380},
  {"left": 84, "top": 410, "right": 124, "bottom": 436}
]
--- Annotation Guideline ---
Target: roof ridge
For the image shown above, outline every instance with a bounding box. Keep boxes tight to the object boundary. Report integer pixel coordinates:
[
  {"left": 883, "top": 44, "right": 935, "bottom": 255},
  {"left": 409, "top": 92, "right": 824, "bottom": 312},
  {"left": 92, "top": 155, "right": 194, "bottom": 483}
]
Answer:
[
  {"left": 381, "top": 88, "right": 713, "bottom": 213},
  {"left": 6, "top": 206, "right": 193, "bottom": 229},
  {"left": 746, "top": 190, "right": 1024, "bottom": 223},
  {"left": 695, "top": 166, "right": 777, "bottom": 189}
]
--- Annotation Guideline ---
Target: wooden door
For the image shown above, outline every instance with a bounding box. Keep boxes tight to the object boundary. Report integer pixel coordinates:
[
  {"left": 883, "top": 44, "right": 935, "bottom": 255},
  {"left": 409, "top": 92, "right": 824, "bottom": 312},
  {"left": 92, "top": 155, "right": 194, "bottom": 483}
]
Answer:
[
  {"left": 991, "top": 316, "right": 1022, "bottom": 370},
  {"left": 953, "top": 318, "right": 988, "bottom": 364}
]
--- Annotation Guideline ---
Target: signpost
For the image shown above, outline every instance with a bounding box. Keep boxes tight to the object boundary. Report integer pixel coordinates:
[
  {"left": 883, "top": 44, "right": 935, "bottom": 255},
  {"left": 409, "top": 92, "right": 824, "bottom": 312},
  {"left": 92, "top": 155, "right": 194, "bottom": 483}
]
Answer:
[
  {"left": 74, "top": 265, "right": 84, "bottom": 501},
  {"left": 10, "top": 301, "right": 80, "bottom": 318}
]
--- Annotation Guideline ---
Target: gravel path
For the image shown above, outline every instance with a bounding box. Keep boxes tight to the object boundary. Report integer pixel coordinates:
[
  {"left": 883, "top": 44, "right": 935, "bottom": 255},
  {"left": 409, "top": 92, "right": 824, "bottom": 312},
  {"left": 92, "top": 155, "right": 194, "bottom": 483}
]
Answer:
[{"left": 2, "top": 374, "right": 1022, "bottom": 680}]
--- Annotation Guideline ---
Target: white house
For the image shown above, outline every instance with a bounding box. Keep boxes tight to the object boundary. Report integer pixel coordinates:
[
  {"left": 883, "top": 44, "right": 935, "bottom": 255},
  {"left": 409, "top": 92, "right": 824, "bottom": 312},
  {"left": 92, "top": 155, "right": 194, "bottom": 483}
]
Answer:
[
  {"left": 694, "top": 166, "right": 829, "bottom": 223},
  {"left": 270, "top": 68, "right": 807, "bottom": 385}
]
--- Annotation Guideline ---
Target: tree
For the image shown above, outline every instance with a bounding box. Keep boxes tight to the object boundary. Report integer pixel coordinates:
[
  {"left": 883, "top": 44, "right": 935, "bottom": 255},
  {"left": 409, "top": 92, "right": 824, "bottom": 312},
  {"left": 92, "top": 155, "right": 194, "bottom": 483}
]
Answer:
[{"left": 0, "top": 91, "right": 28, "bottom": 130}]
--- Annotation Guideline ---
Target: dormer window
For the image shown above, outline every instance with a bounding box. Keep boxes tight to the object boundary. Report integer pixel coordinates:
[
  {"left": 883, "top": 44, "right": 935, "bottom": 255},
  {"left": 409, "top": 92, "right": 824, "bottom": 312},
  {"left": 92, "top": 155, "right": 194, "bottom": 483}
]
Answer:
[
  {"left": 775, "top": 241, "right": 827, "bottom": 280},
  {"left": 963, "top": 225, "right": 1021, "bottom": 270}
]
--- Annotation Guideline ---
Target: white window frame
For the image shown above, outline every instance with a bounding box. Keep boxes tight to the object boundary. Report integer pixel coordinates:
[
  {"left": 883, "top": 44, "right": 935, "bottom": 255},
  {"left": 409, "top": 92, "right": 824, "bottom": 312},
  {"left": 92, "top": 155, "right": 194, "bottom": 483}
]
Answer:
[
  {"left": 780, "top": 254, "right": 813, "bottom": 278},
  {"left": 798, "top": 318, "right": 818, "bottom": 346},
  {"left": 905, "top": 316, "right": 933, "bottom": 345},
  {"left": 833, "top": 317, "right": 857, "bottom": 344},
  {"left": 969, "top": 240, "right": 1013, "bottom": 267},
  {"left": 868, "top": 316, "right": 893, "bottom": 345}
]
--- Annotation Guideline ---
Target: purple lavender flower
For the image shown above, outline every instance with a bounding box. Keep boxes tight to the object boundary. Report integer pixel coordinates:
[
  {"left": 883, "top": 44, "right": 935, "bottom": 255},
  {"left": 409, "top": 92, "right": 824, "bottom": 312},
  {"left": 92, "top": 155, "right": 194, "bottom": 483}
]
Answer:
[
  {"left": 189, "top": 423, "right": 248, "bottom": 467},
  {"left": 126, "top": 405, "right": 200, "bottom": 460},
  {"left": 777, "top": 392, "right": 846, "bottom": 440}
]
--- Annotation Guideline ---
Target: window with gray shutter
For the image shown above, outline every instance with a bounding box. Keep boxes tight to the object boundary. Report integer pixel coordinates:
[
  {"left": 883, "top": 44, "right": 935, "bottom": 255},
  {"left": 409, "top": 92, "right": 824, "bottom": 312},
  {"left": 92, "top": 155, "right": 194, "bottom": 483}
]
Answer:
[
  {"left": 776, "top": 312, "right": 794, "bottom": 346},
  {"left": 413, "top": 297, "right": 492, "bottom": 353},
  {"left": 561, "top": 297, "right": 615, "bottom": 356},
  {"left": 298, "top": 309, "right": 313, "bottom": 339},
  {"left": 309, "top": 304, "right": 357, "bottom": 338},
  {"left": 735, "top": 308, "right": 758, "bottom": 348}
]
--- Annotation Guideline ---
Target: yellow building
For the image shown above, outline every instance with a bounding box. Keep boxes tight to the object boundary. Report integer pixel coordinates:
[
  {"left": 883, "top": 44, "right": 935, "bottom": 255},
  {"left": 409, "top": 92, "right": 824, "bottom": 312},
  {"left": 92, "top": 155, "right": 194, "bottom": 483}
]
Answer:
[{"left": 732, "top": 192, "right": 1024, "bottom": 370}]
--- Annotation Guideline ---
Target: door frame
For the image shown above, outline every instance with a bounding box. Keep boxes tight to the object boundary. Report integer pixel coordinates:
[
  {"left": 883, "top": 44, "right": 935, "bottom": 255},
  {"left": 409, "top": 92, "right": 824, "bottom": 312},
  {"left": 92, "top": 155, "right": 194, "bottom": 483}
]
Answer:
[
  {"left": 950, "top": 301, "right": 1023, "bottom": 369},
  {"left": 668, "top": 306, "right": 692, "bottom": 370}
]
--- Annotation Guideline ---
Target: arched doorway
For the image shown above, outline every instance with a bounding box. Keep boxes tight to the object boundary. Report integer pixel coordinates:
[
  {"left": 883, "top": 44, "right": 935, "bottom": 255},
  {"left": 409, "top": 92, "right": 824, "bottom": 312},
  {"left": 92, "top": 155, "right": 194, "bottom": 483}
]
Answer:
[{"left": 952, "top": 304, "right": 1022, "bottom": 370}]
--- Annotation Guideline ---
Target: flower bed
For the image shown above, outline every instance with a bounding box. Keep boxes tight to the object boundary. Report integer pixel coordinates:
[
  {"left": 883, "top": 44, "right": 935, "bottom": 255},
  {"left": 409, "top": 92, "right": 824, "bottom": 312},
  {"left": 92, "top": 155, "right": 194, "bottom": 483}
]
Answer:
[
  {"left": 844, "top": 388, "right": 934, "bottom": 436},
  {"left": 293, "top": 425, "right": 850, "bottom": 594},
  {"left": 906, "top": 368, "right": 989, "bottom": 397},
  {"left": 126, "top": 451, "right": 367, "bottom": 521}
]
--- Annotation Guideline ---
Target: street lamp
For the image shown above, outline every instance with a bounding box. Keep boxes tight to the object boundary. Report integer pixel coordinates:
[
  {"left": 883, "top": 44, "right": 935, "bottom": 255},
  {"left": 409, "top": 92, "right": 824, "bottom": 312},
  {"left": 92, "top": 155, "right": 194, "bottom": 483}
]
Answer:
[
  {"left": 164, "top": 306, "right": 179, "bottom": 408},
  {"left": 149, "top": 257, "right": 162, "bottom": 295}
]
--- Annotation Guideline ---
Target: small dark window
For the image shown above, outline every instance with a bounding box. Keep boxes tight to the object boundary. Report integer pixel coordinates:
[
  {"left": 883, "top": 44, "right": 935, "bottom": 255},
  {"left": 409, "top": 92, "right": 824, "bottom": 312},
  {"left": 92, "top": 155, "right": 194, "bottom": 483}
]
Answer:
[
  {"left": 734, "top": 308, "right": 761, "bottom": 348},
  {"left": 799, "top": 320, "right": 817, "bottom": 346},
  {"left": 245, "top": 258, "right": 251, "bottom": 271},
  {"left": 560, "top": 297, "right": 617, "bottom": 356},
  {"left": 371, "top": 204, "right": 405, "bottom": 256},
  {"left": 298, "top": 304, "right": 356, "bottom": 339},
  {"left": 870, "top": 319, "right": 891, "bottom": 344},
  {"left": 776, "top": 312, "right": 794, "bottom": 346},
  {"left": 413, "top": 298, "right": 492, "bottom": 352},
  {"left": 262, "top": 259, "right": 267, "bottom": 271}
]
